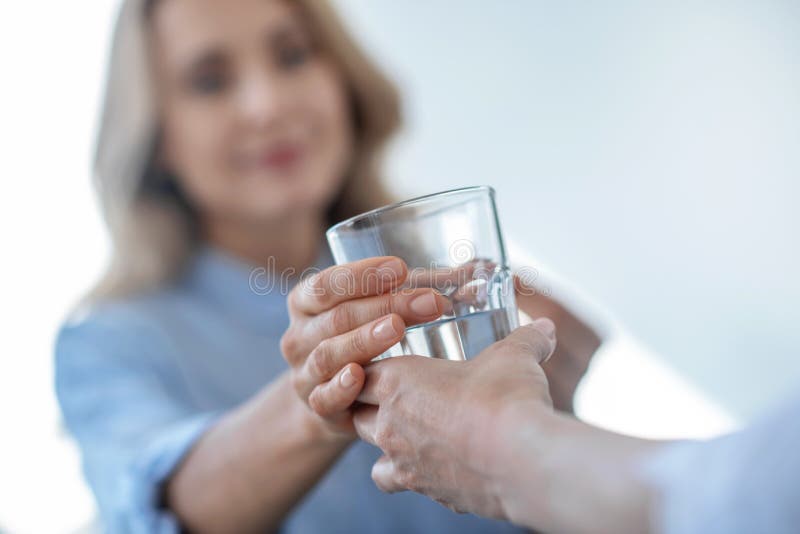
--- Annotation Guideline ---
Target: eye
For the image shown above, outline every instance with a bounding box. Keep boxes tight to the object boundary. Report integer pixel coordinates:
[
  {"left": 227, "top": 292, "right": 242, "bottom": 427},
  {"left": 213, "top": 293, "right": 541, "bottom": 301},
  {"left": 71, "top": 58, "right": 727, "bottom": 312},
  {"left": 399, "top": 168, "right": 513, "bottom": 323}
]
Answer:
[
  {"left": 189, "top": 70, "right": 229, "bottom": 94},
  {"left": 277, "top": 42, "right": 312, "bottom": 70}
]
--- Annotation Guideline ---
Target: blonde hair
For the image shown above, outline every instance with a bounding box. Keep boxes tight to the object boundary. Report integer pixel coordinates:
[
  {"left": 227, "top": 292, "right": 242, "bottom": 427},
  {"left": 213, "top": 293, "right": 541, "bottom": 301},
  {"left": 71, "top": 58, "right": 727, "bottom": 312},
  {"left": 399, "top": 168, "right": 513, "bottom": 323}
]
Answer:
[{"left": 88, "top": 0, "right": 401, "bottom": 302}]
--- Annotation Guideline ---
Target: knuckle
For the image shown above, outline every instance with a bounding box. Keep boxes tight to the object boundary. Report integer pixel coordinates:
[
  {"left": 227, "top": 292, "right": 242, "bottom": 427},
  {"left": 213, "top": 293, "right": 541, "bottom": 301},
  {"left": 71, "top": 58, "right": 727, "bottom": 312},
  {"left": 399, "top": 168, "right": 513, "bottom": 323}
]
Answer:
[
  {"left": 503, "top": 339, "right": 530, "bottom": 354},
  {"left": 326, "top": 266, "right": 356, "bottom": 300},
  {"left": 280, "top": 328, "right": 299, "bottom": 359},
  {"left": 504, "top": 339, "right": 536, "bottom": 355},
  {"left": 327, "top": 304, "right": 352, "bottom": 335},
  {"left": 290, "top": 372, "right": 306, "bottom": 399},
  {"left": 307, "top": 342, "right": 332, "bottom": 381},
  {"left": 396, "top": 468, "right": 417, "bottom": 491},
  {"left": 376, "top": 366, "right": 399, "bottom": 397},
  {"left": 371, "top": 469, "right": 389, "bottom": 492},
  {"left": 349, "top": 327, "right": 370, "bottom": 356},
  {"left": 308, "top": 387, "right": 333, "bottom": 417},
  {"left": 379, "top": 295, "right": 395, "bottom": 316},
  {"left": 501, "top": 329, "right": 552, "bottom": 362},
  {"left": 287, "top": 287, "right": 302, "bottom": 313},
  {"left": 375, "top": 377, "right": 393, "bottom": 402},
  {"left": 374, "top": 422, "right": 395, "bottom": 451},
  {"left": 300, "top": 270, "right": 330, "bottom": 309},
  {"left": 313, "top": 286, "right": 333, "bottom": 310}
]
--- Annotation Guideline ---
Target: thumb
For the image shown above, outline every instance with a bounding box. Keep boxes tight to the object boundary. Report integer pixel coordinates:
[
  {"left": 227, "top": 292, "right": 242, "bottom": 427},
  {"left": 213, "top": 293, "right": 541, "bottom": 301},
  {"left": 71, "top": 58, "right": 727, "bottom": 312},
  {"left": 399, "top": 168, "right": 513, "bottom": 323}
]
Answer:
[{"left": 498, "top": 318, "right": 557, "bottom": 364}]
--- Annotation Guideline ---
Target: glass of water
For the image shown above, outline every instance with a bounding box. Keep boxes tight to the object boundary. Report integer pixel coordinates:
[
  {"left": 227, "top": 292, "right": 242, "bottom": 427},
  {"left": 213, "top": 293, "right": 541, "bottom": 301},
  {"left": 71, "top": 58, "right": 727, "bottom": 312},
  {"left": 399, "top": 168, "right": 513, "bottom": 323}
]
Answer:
[{"left": 326, "top": 185, "right": 519, "bottom": 361}]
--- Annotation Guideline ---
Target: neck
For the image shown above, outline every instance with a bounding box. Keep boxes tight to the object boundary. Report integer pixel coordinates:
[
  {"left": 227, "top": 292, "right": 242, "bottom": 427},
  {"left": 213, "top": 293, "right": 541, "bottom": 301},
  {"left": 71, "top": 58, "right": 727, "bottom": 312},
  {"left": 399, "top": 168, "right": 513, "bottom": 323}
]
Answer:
[{"left": 202, "top": 211, "right": 327, "bottom": 274}]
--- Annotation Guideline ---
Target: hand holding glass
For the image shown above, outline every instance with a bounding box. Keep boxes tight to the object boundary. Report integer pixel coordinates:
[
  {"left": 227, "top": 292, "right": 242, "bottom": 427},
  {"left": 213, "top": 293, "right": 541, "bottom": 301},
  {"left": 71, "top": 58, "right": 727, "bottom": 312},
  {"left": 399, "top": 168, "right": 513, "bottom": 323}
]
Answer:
[{"left": 326, "top": 186, "right": 519, "bottom": 361}]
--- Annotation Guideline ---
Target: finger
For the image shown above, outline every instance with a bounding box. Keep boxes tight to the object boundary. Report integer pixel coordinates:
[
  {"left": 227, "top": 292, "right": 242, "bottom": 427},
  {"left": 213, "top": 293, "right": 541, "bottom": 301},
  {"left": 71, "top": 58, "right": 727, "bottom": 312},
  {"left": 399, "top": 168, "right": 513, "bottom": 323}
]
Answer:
[
  {"left": 356, "top": 357, "right": 396, "bottom": 405},
  {"left": 289, "top": 257, "right": 407, "bottom": 316},
  {"left": 299, "top": 288, "right": 448, "bottom": 352},
  {"left": 300, "top": 314, "right": 406, "bottom": 398},
  {"left": 450, "top": 278, "right": 488, "bottom": 313},
  {"left": 513, "top": 271, "right": 537, "bottom": 295},
  {"left": 513, "top": 271, "right": 557, "bottom": 318},
  {"left": 407, "top": 258, "right": 495, "bottom": 285},
  {"left": 371, "top": 455, "right": 405, "bottom": 494},
  {"left": 493, "top": 319, "right": 557, "bottom": 364},
  {"left": 356, "top": 355, "right": 428, "bottom": 405},
  {"left": 352, "top": 404, "right": 378, "bottom": 445},
  {"left": 407, "top": 265, "right": 474, "bottom": 292},
  {"left": 308, "top": 363, "right": 365, "bottom": 419}
]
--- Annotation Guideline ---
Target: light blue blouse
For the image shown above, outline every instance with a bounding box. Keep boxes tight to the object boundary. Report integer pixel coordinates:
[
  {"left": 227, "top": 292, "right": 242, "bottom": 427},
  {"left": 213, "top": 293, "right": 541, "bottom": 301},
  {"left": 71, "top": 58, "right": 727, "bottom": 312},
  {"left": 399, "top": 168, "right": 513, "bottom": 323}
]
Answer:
[{"left": 54, "top": 243, "right": 526, "bottom": 534}]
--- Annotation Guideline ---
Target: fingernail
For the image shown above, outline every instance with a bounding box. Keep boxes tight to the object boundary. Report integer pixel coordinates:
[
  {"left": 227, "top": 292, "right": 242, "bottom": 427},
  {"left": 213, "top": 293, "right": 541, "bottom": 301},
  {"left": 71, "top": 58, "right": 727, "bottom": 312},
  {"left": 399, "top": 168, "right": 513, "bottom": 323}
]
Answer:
[
  {"left": 532, "top": 318, "right": 556, "bottom": 339},
  {"left": 409, "top": 291, "right": 439, "bottom": 316},
  {"left": 372, "top": 316, "right": 399, "bottom": 340},
  {"left": 340, "top": 366, "right": 357, "bottom": 388}
]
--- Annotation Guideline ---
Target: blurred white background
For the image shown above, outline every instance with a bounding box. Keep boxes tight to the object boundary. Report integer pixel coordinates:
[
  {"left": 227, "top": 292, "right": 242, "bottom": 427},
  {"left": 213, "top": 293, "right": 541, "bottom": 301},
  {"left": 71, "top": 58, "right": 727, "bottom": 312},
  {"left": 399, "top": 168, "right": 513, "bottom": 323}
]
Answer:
[{"left": 1, "top": 1, "right": 798, "bottom": 532}]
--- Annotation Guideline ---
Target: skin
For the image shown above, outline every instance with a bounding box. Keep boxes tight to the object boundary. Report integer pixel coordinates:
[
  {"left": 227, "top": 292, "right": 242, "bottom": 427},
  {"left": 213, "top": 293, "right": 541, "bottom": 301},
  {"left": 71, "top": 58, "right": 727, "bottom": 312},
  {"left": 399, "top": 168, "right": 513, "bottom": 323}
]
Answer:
[
  {"left": 147, "top": 0, "right": 603, "bottom": 531},
  {"left": 514, "top": 274, "right": 601, "bottom": 413},
  {"left": 152, "top": 0, "right": 352, "bottom": 270},
  {"left": 344, "top": 321, "right": 666, "bottom": 534}
]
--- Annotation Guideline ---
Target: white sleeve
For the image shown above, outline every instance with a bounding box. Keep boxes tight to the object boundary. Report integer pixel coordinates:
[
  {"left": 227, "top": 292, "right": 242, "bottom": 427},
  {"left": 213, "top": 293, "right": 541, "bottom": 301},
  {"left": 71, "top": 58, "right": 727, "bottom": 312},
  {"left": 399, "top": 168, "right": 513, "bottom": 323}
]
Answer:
[{"left": 641, "top": 389, "right": 800, "bottom": 534}]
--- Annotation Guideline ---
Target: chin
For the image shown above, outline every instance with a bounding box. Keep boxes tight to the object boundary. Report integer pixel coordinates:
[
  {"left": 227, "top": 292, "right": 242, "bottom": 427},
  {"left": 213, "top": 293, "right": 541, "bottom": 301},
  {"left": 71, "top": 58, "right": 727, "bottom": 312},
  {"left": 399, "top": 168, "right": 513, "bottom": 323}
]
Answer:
[{"left": 238, "top": 183, "right": 333, "bottom": 222}]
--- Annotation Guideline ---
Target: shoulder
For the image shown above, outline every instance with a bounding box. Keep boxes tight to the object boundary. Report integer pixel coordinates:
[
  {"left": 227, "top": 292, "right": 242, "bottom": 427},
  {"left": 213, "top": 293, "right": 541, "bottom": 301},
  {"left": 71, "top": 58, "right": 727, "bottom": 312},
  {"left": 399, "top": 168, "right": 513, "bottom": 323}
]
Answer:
[
  {"left": 54, "top": 288, "right": 190, "bottom": 376},
  {"left": 58, "top": 290, "right": 169, "bottom": 341}
]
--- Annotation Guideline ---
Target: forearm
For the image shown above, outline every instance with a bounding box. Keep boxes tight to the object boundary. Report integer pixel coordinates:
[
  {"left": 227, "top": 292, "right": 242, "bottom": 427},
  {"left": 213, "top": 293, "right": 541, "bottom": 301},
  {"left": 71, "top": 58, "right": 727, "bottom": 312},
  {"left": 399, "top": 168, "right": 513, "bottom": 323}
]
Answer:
[
  {"left": 165, "top": 371, "right": 352, "bottom": 533},
  {"left": 497, "top": 405, "right": 667, "bottom": 533},
  {"left": 515, "top": 288, "right": 603, "bottom": 413}
]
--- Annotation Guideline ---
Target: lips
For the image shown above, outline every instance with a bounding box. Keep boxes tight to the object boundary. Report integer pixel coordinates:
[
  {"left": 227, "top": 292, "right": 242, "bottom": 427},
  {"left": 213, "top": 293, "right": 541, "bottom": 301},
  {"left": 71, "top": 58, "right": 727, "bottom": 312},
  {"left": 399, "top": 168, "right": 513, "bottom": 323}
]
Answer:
[{"left": 256, "top": 144, "right": 303, "bottom": 170}]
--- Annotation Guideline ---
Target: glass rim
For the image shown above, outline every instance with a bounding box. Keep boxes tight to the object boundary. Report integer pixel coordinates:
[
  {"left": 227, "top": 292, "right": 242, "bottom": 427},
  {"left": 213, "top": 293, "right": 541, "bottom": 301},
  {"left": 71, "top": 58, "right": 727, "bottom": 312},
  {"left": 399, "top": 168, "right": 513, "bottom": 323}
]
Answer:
[{"left": 326, "top": 185, "right": 495, "bottom": 237}]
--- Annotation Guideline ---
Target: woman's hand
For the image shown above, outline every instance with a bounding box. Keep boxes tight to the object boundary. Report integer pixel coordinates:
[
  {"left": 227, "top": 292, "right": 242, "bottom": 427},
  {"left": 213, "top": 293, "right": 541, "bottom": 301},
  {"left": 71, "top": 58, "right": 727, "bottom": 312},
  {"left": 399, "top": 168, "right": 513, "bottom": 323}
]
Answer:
[
  {"left": 351, "top": 320, "right": 557, "bottom": 519},
  {"left": 281, "top": 256, "right": 449, "bottom": 439},
  {"left": 514, "top": 274, "right": 602, "bottom": 413}
]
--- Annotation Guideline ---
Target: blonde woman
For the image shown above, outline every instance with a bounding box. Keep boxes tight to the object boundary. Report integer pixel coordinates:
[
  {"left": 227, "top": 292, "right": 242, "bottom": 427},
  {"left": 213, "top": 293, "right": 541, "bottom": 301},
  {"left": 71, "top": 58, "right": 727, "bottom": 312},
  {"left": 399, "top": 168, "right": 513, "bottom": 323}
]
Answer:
[{"left": 55, "top": 0, "right": 601, "bottom": 531}]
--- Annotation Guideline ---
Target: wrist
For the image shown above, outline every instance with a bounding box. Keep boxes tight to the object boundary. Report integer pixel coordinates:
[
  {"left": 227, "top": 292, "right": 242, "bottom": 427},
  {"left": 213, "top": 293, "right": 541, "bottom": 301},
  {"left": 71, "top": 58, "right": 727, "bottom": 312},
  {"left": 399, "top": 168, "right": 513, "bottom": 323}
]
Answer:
[
  {"left": 490, "top": 400, "right": 558, "bottom": 526},
  {"left": 294, "top": 395, "right": 355, "bottom": 449},
  {"left": 294, "top": 391, "right": 357, "bottom": 450},
  {"left": 276, "top": 372, "right": 355, "bottom": 450},
  {"left": 496, "top": 405, "right": 662, "bottom": 533}
]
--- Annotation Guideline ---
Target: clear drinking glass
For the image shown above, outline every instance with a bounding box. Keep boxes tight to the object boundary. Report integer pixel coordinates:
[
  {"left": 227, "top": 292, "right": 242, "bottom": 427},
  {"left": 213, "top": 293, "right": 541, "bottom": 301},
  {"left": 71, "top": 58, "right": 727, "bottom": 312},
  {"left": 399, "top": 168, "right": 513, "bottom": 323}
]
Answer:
[{"left": 326, "top": 186, "right": 519, "bottom": 361}]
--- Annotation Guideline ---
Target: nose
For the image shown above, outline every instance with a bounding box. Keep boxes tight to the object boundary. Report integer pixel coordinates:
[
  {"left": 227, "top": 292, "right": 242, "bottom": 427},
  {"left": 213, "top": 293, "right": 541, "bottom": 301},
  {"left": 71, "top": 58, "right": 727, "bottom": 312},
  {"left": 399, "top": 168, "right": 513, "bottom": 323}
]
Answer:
[{"left": 235, "top": 67, "right": 291, "bottom": 129}]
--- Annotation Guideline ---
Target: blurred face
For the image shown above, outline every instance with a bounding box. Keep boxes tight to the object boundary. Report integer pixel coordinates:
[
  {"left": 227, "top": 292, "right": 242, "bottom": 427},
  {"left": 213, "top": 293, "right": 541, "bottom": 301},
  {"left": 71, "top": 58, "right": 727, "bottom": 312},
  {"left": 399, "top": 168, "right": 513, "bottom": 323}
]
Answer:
[{"left": 150, "top": 0, "right": 353, "bottom": 225}]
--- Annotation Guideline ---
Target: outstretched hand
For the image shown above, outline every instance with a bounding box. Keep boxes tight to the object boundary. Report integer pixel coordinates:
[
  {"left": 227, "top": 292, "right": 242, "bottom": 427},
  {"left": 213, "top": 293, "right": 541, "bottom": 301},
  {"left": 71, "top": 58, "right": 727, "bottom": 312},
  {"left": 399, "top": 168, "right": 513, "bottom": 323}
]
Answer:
[{"left": 351, "top": 319, "right": 557, "bottom": 518}]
